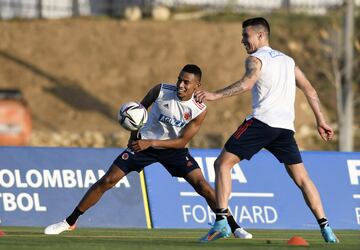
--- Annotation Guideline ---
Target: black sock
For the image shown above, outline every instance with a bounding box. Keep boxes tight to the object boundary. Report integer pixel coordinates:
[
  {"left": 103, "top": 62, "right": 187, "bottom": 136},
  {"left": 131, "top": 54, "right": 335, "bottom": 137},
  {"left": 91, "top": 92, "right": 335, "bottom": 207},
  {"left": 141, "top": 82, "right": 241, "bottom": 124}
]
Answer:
[
  {"left": 66, "top": 207, "right": 84, "bottom": 226},
  {"left": 215, "top": 208, "right": 228, "bottom": 221},
  {"left": 226, "top": 215, "right": 240, "bottom": 233},
  {"left": 317, "top": 217, "right": 329, "bottom": 229}
]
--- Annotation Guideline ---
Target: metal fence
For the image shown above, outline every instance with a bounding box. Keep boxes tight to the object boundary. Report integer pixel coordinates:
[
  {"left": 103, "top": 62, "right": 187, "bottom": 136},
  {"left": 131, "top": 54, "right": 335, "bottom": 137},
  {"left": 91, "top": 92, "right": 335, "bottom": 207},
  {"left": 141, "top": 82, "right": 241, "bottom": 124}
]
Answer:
[{"left": 0, "top": 0, "right": 358, "bottom": 19}]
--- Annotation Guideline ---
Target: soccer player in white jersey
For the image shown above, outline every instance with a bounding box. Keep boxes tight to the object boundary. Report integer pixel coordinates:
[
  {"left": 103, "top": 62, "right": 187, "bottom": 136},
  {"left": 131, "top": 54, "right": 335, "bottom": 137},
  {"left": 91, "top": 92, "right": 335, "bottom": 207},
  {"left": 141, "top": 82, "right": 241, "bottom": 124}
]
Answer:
[
  {"left": 196, "top": 18, "right": 338, "bottom": 243},
  {"left": 44, "top": 64, "right": 252, "bottom": 239}
]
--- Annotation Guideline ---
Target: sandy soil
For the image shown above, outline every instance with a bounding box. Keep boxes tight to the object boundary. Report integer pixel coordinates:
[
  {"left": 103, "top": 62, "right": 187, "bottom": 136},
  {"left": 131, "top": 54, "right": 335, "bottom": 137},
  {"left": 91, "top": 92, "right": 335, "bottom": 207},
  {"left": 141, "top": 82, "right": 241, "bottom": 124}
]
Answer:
[{"left": 0, "top": 18, "right": 340, "bottom": 149}]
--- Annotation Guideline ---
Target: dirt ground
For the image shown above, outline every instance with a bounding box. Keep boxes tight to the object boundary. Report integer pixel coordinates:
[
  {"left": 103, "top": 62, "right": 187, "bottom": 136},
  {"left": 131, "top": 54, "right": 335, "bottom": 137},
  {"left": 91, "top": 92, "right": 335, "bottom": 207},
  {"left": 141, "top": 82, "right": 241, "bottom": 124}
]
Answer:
[{"left": 0, "top": 18, "right": 343, "bottom": 149}]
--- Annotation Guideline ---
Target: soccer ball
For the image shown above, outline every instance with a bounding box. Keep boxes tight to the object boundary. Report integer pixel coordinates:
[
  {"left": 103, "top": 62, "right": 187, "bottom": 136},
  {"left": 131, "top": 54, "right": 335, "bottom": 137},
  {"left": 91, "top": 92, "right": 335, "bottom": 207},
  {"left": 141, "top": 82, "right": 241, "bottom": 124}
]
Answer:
[{"left": 118, "top": 101, "right": 148, "bottom": 131}]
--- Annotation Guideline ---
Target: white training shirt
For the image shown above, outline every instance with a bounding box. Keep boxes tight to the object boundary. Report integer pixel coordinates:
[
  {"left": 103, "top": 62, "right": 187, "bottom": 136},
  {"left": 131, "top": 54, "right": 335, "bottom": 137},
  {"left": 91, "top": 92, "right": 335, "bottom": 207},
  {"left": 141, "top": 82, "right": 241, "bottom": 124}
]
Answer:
[
  {"left": 248, "top": 46, "right": 296, "bottom": 131},
  {"left": 140, "top": 83, "right": 206, "bottom": 141}
]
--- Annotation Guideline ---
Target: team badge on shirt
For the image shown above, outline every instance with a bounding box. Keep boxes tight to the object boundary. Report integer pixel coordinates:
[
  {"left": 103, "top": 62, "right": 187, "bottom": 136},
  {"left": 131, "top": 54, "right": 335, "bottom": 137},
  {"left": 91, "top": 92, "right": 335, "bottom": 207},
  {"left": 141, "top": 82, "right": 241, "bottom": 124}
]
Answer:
[
  {"left": 183, "top": 111, "right": 192, "bottom": 121},
  {"left": 183, "top": 108, "right": 192, "bottom": 122}
]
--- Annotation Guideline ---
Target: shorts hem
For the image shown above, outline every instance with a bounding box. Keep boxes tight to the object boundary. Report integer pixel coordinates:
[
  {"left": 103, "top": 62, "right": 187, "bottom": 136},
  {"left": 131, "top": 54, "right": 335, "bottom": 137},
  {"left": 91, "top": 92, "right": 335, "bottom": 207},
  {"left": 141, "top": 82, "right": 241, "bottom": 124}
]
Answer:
[
  {"left": 282, "top": 160, "right": 303, "bottom": 165},
  {"left": 224, "top": 146, "right": 251, "bottom": 161}
]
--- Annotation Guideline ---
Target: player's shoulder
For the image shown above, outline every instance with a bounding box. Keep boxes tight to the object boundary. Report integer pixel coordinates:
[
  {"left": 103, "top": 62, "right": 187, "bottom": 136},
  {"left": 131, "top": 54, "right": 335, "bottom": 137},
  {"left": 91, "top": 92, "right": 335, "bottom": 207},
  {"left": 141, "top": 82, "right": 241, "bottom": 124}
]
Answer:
[
  {"left": 190, "top": 98, "right": 207, "bottom": 111},
  {"left": 160, "top": 83, "right": 177, "bottom": 92},
  {"left": 252, "top": 46, "right": 284, "bottom": 58}
]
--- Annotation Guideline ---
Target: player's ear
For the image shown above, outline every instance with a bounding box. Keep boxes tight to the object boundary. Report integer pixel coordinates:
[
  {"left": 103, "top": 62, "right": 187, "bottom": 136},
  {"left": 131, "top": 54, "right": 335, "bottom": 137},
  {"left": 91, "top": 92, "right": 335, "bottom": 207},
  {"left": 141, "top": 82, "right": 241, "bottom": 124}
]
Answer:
[{"left": 258, "top": 31, "right": 265, "bottom": 40}]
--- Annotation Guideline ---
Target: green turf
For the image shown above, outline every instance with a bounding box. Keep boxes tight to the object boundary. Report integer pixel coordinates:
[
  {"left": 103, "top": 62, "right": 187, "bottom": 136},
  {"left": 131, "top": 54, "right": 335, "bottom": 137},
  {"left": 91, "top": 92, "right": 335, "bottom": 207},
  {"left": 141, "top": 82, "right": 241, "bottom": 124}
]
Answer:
[{"left": 0, "top": 227, "right": 359, "bottom": 250}]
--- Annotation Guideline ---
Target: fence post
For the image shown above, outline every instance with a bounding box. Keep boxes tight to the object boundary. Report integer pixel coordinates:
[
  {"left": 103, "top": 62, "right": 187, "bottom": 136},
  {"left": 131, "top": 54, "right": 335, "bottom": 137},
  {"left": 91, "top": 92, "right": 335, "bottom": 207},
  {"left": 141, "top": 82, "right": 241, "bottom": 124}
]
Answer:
[
  {"left": 72, "top": 0, "right": 80, "bottom": 17},
  {"left": 37, "top": 0, "right": 42, "bottom": 18},
  {"left": 281, "top": 0, "right": 291, "bottom": 11}
]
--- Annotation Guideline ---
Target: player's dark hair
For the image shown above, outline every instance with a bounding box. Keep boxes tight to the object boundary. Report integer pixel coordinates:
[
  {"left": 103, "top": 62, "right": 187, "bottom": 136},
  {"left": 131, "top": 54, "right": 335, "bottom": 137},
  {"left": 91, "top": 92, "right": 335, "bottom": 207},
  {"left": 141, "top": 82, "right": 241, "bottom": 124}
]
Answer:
[
  {"left": 242, "top": 17, "right": 270, "bottom": 37},
  {"left": 182, "top": 64, "right": 202, "bottom": 81}
]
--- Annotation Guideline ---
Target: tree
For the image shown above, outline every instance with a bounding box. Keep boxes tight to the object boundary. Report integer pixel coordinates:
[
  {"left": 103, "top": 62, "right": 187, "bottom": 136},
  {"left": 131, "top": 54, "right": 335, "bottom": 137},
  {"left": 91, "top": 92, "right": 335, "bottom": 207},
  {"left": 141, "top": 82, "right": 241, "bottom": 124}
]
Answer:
[
  {"left": 322, "top": 0, "right": 354, "bottom": 151},
  {"left": 339, "top": 0, "right": 354, "bottom": 151}
]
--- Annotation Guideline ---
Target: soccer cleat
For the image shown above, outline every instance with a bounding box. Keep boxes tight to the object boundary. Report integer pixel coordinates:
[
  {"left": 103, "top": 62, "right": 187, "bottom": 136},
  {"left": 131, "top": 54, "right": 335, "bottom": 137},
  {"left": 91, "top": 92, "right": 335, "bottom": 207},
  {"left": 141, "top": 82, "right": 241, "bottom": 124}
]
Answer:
[
  {"left": 199, "top": 219, "right": 230, "bottom": 242},
  {"left": 225, "top": 223, "right": 232, "bottom": 236},
  {"left": 321, "top": 226, "right": 339, "bottom": 243},
  {"left": 233, "top": 227, "right": 253, "bottom": 239},
  {"left": 44, "top": 220, "right": 76, "bottom": 235}
]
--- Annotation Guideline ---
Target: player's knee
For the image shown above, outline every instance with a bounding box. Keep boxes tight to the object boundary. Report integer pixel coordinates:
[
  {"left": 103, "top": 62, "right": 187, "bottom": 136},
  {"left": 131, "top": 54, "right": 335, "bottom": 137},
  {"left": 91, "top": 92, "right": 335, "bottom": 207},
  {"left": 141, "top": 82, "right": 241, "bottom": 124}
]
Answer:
[
  {"left": 98, "top": 175, "right": 117, "bottom": 190},
  {"left": 214, "top": 158, "right": 222, "bottom": 172},
  {"left": 214, "top": 158, "right": 232, "bottom": 173}
]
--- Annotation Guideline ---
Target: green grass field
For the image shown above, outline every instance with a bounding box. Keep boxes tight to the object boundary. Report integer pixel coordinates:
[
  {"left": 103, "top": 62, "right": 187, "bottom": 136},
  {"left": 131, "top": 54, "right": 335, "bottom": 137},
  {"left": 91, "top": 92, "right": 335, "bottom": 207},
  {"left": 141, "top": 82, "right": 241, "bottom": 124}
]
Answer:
[{"left": 0, "top": 227, "right": 359, "bottom": 250}]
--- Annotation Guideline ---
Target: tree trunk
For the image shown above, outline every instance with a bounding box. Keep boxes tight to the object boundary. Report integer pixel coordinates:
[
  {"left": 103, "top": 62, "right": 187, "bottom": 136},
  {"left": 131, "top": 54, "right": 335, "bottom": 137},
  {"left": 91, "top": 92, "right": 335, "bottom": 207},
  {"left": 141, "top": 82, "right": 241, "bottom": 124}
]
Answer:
[{"left": 339, "top": 0, "right": 354, "bottom": 151}]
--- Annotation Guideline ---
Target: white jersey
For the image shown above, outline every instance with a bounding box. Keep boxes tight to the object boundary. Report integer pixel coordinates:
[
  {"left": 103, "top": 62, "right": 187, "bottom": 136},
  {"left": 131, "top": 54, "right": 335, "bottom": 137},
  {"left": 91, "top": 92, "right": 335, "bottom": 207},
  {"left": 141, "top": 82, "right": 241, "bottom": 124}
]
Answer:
[
  {"left": 248, "top": 46, "right": 296, "bottom": 131},
  {"left": 140, "top": 83, "right": 206, "bottom": 141}
]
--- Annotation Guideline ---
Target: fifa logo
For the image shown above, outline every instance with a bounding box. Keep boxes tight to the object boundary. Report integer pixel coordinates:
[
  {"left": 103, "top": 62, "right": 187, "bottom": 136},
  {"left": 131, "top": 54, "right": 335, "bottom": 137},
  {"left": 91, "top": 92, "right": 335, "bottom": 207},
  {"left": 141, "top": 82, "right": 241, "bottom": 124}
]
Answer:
[
  {"left": 347, "top": 160, "right": 360, "bottom": 225},
  {"left": 347, "top": 160, "right": 360, "bottom": 185}
]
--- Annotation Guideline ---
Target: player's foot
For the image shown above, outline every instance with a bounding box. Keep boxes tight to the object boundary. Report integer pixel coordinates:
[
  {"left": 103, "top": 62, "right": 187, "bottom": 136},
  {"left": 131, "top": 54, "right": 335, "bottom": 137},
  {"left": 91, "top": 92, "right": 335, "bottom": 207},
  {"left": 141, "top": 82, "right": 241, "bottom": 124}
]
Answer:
[
  {"left": 233, "top": 227, "right": 253, "bottom": 239},
  {"left": 44, "top": 220, "right": 76, "bottom": 235},
  {"left": 321, "top": 226, "right": 339, "bottom": 243},
  {"left": 225, "top": 223, "right": 232, "bottom": 235},
  {"left": 199, "top": 219, "right": 230, "bottom": 242}
]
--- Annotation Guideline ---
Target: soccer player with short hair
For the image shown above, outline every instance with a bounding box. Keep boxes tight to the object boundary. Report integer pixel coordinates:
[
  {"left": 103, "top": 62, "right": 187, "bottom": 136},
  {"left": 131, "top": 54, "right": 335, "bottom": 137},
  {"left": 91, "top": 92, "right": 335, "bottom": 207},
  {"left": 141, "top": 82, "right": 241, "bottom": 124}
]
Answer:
[
  {"left": 196, "top": 17, "right": 338, "bottom": 243},
  {"left": 44, "top": 64, "right": 252, "bottom": 239}
]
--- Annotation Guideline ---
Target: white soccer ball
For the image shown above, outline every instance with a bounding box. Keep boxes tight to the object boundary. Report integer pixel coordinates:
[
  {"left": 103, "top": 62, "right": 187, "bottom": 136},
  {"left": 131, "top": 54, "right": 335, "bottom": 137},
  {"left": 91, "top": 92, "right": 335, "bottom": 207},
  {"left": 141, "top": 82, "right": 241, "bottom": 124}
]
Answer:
[{"left": 118, "top": 101, "right": 148, "bottom": 131}]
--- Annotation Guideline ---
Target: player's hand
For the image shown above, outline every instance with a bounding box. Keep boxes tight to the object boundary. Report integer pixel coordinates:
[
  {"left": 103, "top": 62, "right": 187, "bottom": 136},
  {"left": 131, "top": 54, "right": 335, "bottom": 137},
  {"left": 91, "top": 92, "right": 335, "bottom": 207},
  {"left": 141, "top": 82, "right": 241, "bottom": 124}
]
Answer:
[
  {"left": 317, "top": 122, "right": 334, "bottom": 141},
  {"left": 194, "top": 90, "right": 220, "bottom": 102},
  {"left": 127, "top": 138, "right": 135, "bottom": 148},
  {"left": 127, "top": 131, "right": 139, "bottom": 147},
  {"left": 129, "top": 140, "right": 152, "bottom": 152}
]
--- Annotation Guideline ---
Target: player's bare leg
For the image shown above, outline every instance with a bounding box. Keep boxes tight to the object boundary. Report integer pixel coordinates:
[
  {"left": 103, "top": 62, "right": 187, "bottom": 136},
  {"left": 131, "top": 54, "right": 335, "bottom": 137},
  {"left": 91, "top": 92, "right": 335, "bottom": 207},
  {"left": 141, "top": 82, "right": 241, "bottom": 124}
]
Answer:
[
  {"left": 184, "top": 168, "right": 216, "bottom": 210},
  {"left": 77, "top": 164, "right": 126, "bottom": 211},
  {"left": 214, "top": 150, "right": 240, "bottom": 209},
  {"left": 285, "top": 163, "right": 338, "bottom": 243},
  {"left": 44, "top": 164, "right": 126, "bottom": 235},
  {"left": 285, "top": 163, "right": 325, "bottom": 219},
  {"left": 185, "top": 168, "right": 251, "bottom": 240},
  {"left": 200, "top": 150, "right": 252, "bottom": 242}
]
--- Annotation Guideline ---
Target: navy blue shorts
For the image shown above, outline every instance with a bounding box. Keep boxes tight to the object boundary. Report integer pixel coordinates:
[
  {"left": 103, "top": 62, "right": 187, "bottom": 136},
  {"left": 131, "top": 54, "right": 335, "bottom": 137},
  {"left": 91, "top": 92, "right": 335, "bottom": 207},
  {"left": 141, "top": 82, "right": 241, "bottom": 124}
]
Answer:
[
  {"left": 224, "top": 118, "right": 302, "bottom": 164},
  {"left": 113, "top": 147, "right": 200, "bottom": 177}
]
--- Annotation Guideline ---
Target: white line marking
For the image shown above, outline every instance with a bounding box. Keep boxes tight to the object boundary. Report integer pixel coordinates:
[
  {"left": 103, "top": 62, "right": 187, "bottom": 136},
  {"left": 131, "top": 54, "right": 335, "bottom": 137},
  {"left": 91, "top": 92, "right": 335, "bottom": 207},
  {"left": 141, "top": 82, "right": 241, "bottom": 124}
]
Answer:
[
  {"left": 230, "top": 192, "right": 274, "bottom": 198},
  {"left": 353, "top": 194, "right": 360, "bottom": 199},
  {"left": 180, "top": 192, "right": 274, "bottom": 198}
]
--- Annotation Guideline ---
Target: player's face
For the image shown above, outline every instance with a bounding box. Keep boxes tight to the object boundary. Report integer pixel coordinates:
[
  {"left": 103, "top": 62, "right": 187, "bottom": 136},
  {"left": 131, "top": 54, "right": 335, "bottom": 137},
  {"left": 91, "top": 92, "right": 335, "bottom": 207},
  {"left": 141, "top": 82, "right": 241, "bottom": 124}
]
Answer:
[
  {"left": 242, "top": 26, "right": 261, "bottom": 54},
  {"left": 176, "top": 71, "right": 200, "bottom": 101}
]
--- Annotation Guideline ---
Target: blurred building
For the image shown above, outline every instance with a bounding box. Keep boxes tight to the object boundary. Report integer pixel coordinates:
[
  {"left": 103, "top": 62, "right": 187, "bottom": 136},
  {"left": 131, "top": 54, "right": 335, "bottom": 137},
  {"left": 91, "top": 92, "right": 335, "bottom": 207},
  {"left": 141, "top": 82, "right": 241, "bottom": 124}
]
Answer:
[{"left": 0, "top": 0, "right": 359, "bottom": 19}]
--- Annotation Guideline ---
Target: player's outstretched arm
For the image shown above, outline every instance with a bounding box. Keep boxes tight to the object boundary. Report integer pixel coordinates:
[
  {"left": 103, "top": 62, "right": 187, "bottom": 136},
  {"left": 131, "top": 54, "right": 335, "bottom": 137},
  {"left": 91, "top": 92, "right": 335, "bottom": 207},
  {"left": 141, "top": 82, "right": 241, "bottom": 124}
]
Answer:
[
  {"left": 129, "top": 110, "right": 207, "bottom": 152},
  {"left": 195, "top": 56, "right": 261, "bottom": 103},
  {"left": 295, "top": 66, "right": 334, "bottom": 141}
]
